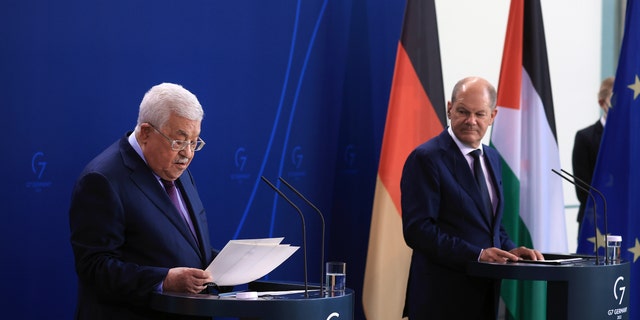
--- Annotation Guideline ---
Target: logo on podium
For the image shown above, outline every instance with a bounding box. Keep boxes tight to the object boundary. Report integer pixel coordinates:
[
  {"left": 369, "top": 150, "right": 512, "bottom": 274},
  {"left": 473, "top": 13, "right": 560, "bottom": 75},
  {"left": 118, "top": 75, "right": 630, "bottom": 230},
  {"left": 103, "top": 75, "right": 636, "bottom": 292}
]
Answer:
[
  {"left": 326, "top": 312, "right": 340, "bottom": 320},
  {"left": 608, "top": 276, "right": 627, "bottom": 318}
]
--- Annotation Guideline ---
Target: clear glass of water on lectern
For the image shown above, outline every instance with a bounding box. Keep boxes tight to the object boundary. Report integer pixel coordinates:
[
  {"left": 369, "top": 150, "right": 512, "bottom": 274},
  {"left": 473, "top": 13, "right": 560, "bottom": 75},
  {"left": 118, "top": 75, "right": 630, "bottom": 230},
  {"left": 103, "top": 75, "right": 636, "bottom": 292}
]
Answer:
[
  {"left": 606, "top": 235, "right": 622, "bottom": 264},
  {"left": 325, "top": 261, "right": 346, "bottom": 296}
]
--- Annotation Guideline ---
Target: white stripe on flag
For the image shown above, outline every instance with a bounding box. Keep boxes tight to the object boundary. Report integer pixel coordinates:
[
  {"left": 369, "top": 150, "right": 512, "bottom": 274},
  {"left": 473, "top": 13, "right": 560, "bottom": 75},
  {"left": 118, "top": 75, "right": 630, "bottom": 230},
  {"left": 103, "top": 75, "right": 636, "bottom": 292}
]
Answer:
[{"left": 492, "top": 68, "right": 567, "bottom": 253}]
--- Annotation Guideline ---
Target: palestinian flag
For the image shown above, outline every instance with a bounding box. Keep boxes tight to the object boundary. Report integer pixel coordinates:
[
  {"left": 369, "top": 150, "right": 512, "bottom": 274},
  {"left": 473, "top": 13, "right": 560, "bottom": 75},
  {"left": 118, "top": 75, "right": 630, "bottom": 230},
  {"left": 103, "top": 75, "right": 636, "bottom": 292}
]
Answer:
[
  {"left": 489, "top": 0, "right": 568, "bottom": 319},
  {"left": 362, "top": 0, "right": 445, "bottom": 319}
]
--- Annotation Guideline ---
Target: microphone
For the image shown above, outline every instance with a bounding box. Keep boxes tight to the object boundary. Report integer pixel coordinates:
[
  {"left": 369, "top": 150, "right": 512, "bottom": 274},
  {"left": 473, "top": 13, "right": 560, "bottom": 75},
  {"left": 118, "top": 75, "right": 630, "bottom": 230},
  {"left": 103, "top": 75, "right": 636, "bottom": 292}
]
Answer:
[
  {"left": 261, "top": 176, "right": 309, "bottom": 297},
  {"left": 551, "top": 169, "right": 605, "bottom": 264},
  {"left": 560, "top": 169, "right": 609, "bottom": 264},
  {"left": 278, "top": 177, "right": 326, "bottom": 296}
]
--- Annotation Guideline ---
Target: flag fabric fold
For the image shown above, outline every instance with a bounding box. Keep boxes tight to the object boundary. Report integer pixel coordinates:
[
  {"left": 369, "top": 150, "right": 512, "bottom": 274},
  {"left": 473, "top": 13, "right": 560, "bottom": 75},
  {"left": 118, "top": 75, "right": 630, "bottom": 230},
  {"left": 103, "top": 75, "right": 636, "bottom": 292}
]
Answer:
[
  {"left": 577, "top": 0, "right": 640, "bottom": 317},
  {"left": 362, "top": 0, "right": 445, "bottom": 319},
  {"left": 490, "top": 0, "right": 567, "bottom": 319}
]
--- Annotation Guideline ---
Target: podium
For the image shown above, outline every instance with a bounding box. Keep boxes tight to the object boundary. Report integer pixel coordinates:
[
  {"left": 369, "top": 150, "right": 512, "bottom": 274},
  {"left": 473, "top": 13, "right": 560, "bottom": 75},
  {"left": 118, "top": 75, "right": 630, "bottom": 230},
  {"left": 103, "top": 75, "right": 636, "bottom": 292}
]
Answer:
[
  {"left": 467, "top": 255, "right": 630, "bottom": 320},
  {"left": 150, "top": 281, "right": 354, "bottom": 320}
]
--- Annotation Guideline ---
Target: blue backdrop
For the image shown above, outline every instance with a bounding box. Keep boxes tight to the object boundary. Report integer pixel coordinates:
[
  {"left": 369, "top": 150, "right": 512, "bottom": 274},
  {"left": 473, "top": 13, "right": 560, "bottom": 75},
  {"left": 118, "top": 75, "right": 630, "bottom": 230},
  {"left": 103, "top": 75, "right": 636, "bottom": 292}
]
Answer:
[{"left": 1, "top": 0, "right": 404, "bottom": 319}]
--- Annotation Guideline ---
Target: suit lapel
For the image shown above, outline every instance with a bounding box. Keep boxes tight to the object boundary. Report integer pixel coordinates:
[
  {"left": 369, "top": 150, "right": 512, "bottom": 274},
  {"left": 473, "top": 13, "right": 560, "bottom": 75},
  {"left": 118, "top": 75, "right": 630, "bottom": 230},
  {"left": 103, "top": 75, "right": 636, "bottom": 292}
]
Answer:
[
  {"left": 440, "top": 133, "right": 493, "bottom": 226},
  {"left": 120, "top": 138, "right": 202, "bottom": 257},
  {"left": 176, "top": 174, "right": 208, "bottom": 258},
  {"left": 484, "top": 147, "right": 503, "bottom": 225}
]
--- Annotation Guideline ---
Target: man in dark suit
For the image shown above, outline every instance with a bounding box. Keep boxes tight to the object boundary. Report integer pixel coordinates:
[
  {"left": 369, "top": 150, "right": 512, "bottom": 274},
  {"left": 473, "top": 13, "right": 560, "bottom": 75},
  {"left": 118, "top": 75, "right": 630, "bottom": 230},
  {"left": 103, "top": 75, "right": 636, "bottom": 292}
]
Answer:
[
  {"left": 69, "top": 83, "right": 216, "bottom": 319},
  {"left": 401, "top": 77, "right": 543, "bottom": 319},
  {"left": 572, "top": 77, "right": 614, "bottom": 233}
]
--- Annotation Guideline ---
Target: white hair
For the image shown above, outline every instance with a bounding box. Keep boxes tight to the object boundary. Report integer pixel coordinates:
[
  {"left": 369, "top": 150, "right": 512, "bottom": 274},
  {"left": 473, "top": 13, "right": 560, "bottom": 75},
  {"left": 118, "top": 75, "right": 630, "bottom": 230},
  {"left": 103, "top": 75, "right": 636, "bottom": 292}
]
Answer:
[{"left": 135, "top": 83, "right": 204, "bottom": 131}]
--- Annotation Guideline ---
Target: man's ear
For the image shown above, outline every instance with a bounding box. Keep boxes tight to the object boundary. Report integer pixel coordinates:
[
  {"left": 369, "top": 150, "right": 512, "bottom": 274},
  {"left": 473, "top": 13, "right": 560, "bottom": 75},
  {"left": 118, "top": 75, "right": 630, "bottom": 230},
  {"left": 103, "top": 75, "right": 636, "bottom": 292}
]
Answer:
[
  {"left": 489, "top": 108, "right": 498, "bottom": 125},
  {"left": 138, "top": 123, "right": 152, "bottom": 142}
]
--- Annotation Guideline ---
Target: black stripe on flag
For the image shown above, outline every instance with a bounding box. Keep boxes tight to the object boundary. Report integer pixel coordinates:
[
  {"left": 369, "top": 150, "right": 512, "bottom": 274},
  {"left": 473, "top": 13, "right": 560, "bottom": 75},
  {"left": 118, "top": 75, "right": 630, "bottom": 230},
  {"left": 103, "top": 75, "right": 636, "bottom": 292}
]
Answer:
[
  {"left": 522, "top": 0, "right": 558, "bottom": 140},
  {"left": 399, "top": 0, "right": 446, "bottom": 127}
]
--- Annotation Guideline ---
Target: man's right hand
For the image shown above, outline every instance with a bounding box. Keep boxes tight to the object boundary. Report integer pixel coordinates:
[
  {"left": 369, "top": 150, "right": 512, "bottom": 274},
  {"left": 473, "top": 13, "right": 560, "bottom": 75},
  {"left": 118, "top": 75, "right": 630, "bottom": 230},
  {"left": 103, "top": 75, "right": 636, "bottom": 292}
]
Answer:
[
  {"left": 479, "top": 247, "right": 521, "bottom": 263},
  {"left": 163, "top": 267, "right": 213, "bottom": 294}
]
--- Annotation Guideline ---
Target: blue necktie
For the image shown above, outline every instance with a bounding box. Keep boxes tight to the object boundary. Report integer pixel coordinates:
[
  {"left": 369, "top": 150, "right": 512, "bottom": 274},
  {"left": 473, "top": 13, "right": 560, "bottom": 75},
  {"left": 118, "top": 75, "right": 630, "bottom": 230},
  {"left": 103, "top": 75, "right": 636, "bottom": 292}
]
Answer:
[{"left": 470, "top": 150, "right": 493, "bottom": 218}]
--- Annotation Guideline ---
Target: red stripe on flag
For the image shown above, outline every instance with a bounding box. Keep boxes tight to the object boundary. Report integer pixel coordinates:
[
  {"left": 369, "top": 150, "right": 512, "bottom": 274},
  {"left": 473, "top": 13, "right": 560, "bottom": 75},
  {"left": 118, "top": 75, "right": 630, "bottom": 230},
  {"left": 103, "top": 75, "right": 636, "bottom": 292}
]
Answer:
[
  {"left": 496, "top": 0, "right": 524, "bottom": 110},
  {"left": 378, "top": 42, "right": 444, "bottom": 215}
]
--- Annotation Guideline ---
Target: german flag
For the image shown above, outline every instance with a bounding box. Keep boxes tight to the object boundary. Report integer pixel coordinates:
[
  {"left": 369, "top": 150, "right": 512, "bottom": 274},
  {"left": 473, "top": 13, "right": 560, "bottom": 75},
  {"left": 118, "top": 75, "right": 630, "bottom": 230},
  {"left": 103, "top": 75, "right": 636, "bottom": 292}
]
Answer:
[{"left": 362, "top": 0, "right": 445, "bottom": 318}]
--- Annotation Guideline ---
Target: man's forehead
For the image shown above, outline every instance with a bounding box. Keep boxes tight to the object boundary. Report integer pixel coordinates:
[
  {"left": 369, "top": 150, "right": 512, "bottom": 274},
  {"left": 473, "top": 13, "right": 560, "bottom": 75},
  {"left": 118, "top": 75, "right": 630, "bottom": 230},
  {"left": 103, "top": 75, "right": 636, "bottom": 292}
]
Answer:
[{"left": 453, "top": 100, "right": 490, "bottom": 109}]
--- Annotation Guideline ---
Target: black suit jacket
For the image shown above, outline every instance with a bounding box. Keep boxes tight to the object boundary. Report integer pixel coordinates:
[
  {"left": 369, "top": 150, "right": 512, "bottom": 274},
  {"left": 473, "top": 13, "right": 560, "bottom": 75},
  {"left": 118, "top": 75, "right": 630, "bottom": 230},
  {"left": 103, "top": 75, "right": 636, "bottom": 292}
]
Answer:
[
  {"left": 572, "top": 120, "right": 603, "bottom": 224},
  {"left": 401, "top": 130, "right": 516, "bottom": 320},
  {"left": 69, "top": 134, "right": 215, "bottom": 320}
]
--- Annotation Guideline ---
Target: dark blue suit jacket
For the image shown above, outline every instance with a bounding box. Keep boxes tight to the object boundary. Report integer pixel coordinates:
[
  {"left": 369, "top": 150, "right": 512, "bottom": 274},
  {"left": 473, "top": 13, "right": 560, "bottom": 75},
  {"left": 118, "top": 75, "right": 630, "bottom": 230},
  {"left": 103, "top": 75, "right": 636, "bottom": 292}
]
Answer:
[
  {"left": 401, "top": 130, "right": 515, "bottom": 319},
  {"left": 69, "top": 134, "right": 215, "bottom": 320}
]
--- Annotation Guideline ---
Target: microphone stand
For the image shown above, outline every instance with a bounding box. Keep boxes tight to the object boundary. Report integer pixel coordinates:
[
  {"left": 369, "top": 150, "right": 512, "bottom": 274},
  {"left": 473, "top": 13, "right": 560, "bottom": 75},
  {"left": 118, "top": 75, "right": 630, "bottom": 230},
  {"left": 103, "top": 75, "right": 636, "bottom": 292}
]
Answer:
[
  {"left": 261, "top": 176, "right": 309, "bottom": 297},
  {"left": 278, "top": 177, "right": 325, "bottom": 296},
  {"left": 552, "top": 169, "right": 603, "bottom": 264},
  {"left": 561, "top": 169, "right": 609, "bottom": 264}
]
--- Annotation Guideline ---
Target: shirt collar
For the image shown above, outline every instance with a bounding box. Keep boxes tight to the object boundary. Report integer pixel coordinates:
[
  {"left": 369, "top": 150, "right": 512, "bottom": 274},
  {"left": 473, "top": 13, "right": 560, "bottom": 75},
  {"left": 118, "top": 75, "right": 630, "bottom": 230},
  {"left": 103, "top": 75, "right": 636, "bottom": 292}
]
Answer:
[
  {"left": 128, "top": 131, "right": 164, "bottom": 183},
  {"left": 447, "top": 126, "right": 483, "bottom": 156},
  {"left": 128, "top": 131, "right": 147, "bottom": 164}
]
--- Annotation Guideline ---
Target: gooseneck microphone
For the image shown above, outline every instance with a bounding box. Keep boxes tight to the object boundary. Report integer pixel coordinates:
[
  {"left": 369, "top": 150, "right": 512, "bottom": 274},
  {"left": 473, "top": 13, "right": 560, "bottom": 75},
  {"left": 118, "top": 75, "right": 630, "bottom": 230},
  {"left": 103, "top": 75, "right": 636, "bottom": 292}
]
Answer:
[
  {"left": 278, "top": 177, "right": 326, "bottom": 295},
  {"left": 552, "top": 169, "right": 605, "bottom": 264},
  {"left": 260, "top": 176, "right": 309, "bottom": 297},
  {"left": 561, "top": 169, "right": 609, "bottom": 261}
]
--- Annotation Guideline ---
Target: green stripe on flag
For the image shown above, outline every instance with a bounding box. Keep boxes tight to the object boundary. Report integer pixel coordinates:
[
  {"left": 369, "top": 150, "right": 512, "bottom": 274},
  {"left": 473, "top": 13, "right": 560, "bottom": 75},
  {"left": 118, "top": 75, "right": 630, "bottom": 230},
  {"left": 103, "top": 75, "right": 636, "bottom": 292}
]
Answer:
[
  {"left": 502, "top": 280, "right": 547, "bottom": 320},
  {"left": 497, "top": 156, "right": 532, "bottom": 247},
  {"left": 497, "top": 154, "right": 546, "bottom": 320}
]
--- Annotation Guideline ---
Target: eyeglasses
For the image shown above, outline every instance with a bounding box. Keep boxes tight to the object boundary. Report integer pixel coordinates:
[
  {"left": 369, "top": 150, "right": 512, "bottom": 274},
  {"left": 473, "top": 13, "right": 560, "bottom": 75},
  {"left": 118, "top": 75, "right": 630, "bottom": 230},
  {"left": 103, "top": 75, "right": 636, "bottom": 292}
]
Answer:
[{"left": 148, "top": 123, "right": 206, "bottom": 152}]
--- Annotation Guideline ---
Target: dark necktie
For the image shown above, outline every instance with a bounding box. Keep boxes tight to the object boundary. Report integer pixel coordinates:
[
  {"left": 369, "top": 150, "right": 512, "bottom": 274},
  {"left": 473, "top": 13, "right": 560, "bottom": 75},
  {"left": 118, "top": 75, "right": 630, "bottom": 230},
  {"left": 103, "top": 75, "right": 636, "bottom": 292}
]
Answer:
[
  {"left": 160, "top": 179, "right": 198, "bottom": 244},
  {"left": 470, "top": 149, "right": 493, "bottom": 217}
]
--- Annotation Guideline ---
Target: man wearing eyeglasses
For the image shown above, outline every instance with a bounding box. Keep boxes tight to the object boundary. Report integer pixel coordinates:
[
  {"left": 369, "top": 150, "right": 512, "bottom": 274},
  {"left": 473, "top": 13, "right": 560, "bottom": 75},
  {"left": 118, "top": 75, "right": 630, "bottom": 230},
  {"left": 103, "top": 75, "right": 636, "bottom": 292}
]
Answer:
[{"left": 69, "top": 83, "right": 216, "bottom": 319}]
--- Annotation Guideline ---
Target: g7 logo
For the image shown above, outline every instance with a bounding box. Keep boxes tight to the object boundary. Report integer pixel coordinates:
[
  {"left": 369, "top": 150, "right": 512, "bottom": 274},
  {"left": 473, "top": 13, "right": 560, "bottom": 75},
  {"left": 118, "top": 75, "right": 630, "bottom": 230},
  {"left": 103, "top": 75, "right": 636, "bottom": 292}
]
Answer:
[
  {"left": 291, "top": 146, "right": 303, "bottom": 169},
  {"left": 614, "top": 276, "right": 626, "bottom": 305},
  {"left": 234, "top": 148, "right": 247, "bottom": 171},
  {"left": 326, "top": 312, "right": 340, "bottom": 320},
  {"left": 32, "top": 152, "right": 47, "bottom": 179}
]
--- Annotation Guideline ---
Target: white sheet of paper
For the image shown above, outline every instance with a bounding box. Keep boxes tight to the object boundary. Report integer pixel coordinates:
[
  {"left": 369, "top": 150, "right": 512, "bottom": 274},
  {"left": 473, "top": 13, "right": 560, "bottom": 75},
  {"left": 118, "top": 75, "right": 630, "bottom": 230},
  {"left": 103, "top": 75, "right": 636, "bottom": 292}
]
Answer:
[{"left": 206, "top": 237, "right": 299, "bottom": 286}]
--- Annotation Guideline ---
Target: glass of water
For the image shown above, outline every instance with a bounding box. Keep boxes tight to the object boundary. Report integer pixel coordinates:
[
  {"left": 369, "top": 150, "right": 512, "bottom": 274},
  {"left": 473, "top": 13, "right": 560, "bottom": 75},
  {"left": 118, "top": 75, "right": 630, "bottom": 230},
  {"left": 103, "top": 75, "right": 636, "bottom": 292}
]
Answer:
[
  {"left": 606, "top": 235, "right": 622, "bottom": 264},
  {"left": 325, "top": 261, "right": 346, "bottom": 296}
]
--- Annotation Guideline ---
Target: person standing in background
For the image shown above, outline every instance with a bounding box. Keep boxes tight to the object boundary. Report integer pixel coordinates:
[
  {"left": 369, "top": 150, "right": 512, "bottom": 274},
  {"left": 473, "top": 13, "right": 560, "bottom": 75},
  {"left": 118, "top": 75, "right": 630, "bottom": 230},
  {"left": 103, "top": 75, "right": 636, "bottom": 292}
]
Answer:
[{"left": 572, "top": 77, "right": 614, "bottom": 234}]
